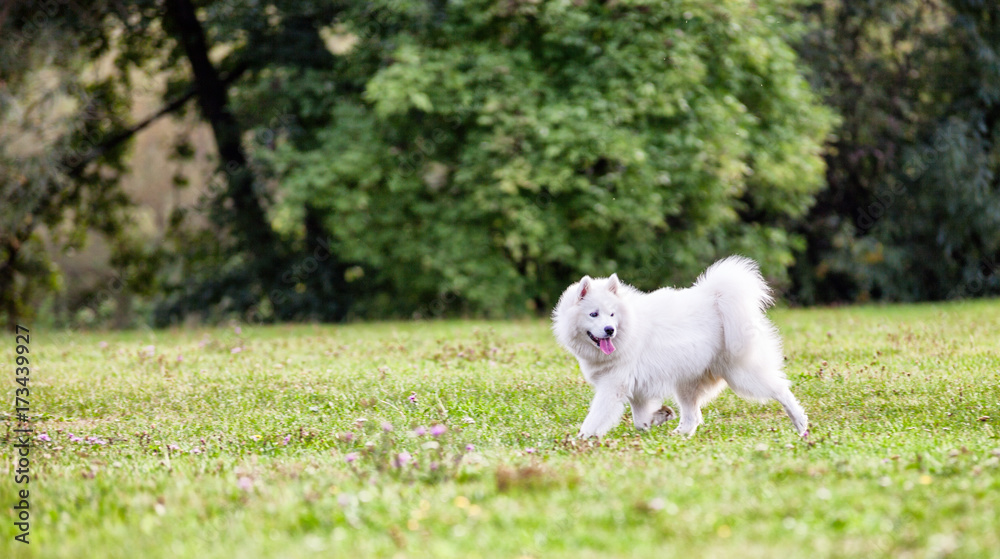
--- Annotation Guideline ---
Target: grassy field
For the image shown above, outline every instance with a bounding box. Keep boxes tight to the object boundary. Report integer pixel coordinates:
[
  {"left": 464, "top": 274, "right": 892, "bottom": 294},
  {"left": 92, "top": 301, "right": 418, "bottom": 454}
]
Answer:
[{"left": 3, "top": 300, "right": 1000, "bottom": 558}]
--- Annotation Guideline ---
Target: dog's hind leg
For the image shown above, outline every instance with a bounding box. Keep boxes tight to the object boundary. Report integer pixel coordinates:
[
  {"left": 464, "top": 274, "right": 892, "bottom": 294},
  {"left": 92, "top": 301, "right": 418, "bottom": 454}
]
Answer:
[
  {"left": 672, "top": 375, "right": 726, "bottom": 436},
  {"left": 726, "top": 369, "right": 809, "bottom": 437},
  {"left": 774, "top": 388, "right": 809, "bottom": 437},
  {"left": 672, "top": 385, "right": 704, "bottom": 436}
]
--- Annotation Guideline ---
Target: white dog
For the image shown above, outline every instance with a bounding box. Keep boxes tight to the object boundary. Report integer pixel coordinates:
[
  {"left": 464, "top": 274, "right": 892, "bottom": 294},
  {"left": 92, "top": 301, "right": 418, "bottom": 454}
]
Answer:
[{"left": 552, "top": 256, "right": 808, "bottom": 438}]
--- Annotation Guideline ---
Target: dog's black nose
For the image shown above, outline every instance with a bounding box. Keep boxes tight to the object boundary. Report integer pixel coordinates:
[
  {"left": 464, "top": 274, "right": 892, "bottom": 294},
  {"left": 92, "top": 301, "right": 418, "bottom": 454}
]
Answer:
[{"left": 604, "top": 326, "right": 615, "bottom": 336}]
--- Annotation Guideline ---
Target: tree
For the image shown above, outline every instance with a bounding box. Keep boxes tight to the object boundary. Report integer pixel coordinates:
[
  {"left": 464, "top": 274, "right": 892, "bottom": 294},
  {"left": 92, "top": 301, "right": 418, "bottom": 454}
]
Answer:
[
  {"left": 0, "top": 6, "right": 137, "bottom": 330},
  {"left": 793, "top": 0, "right": 1000, "bottom": 302},
  {"left": 151, "top": 0, "right": 365, "bottom": 325},
  {"left": 0, "top": 1, "right": 359, "bottom": 327},
  {"left": 4, "top": 1, "right": 839, "bottom": 324},
  {"left": 269, "top": 0, "right": 835, "bottom": 316}
]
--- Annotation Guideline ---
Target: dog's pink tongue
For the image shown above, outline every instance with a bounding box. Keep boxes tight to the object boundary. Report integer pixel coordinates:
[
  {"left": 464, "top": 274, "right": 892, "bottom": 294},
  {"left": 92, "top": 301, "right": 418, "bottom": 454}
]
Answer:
[{"left": 599, "top": 338, "right": 615, "bottom": 355}]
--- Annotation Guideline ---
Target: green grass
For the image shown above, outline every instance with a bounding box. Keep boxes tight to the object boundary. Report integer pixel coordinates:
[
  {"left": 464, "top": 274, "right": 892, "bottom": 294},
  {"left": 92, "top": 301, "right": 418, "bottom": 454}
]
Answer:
[{"left": 3, "top": 300, "right": 1000, "bottom": 558}]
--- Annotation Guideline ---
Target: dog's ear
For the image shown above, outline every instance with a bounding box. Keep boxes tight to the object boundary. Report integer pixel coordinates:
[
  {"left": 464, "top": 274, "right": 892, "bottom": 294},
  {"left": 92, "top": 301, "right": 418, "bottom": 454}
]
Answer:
[
  {"left": 578, "top": 276, "right": 592, "bottom": 301},
  {"left": 608, "top": 273, "right": 620, "bottom": 295}
]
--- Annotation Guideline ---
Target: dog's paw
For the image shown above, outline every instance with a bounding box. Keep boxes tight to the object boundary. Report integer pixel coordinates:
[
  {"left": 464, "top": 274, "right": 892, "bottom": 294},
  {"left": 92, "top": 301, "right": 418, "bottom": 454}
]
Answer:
[
  {"left": 672, "top": 424, "right": 698, "bottom": 437},
  {"left": 650, "top": 406, "right": 676, "bottom": 427}
]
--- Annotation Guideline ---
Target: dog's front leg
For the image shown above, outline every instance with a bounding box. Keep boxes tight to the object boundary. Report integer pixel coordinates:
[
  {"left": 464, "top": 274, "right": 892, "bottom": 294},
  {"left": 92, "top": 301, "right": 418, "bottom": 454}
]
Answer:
[{"left": 578, "top": 385, "right": 625, "bottom": 438}]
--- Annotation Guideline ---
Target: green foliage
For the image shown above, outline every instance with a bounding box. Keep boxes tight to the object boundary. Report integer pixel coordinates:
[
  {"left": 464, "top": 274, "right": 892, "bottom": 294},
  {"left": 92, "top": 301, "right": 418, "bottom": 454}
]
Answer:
[
  {"left": 269, "top": 0, "right": 834, "bottom": 316},
  {"left": 867, "top": 0, "right": 1000, "bottom": 301},
  {"left": 9, "top": 0, "right": 997, "bottom": 323},
  {"left": 0, "top": 21, "right": 139, "bottom": 329},
  {"left": 793, "top": 0, "right": 1000, "bottom": 303}
]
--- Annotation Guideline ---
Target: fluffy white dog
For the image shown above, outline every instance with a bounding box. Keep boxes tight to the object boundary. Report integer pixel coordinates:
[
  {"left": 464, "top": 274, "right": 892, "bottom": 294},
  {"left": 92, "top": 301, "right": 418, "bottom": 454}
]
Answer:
[{"left": 552, "top": 256, "right": 808, "bottom": 438}]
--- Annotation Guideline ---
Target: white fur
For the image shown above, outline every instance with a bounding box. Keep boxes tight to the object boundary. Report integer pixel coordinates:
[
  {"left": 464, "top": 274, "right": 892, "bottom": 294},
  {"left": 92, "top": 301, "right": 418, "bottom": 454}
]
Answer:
[{"left": 551, "top": 256, "right": 808, "bottom": 438}]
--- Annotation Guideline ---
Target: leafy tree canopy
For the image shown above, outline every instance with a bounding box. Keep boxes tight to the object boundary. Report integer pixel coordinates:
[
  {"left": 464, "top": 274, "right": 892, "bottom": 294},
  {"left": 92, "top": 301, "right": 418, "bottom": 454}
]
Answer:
[{"left": 267, "top": 0, "right": 834, "bottom": 316}]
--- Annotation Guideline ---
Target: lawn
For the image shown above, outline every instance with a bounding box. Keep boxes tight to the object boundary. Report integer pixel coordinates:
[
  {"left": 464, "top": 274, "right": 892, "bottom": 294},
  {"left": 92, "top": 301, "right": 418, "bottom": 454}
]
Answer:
[{"left": 2, "top": 300, "right": 999, "bottom": 558}]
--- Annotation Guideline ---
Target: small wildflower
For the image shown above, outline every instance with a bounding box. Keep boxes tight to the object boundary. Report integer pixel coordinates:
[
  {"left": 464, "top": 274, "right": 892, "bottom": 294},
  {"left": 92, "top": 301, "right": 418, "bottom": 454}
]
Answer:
[
  {"left": 37, "top": 433, "right": 51, "bottom": 442},
  {"left": 167, "top": 444, "right": 180, "bottom": 451},
  {"left": 192, "top": 448, "right": 202, "bottom": 455},
  {"left": 176, "top": 354, "right": 184, "bottom": 362},
  {"left": 98, "top": 341, "right": 108, "bottom": 349},
  {"left": 408, "top": 392, "right": 417, "bottom": 403},
  {"left": 345, "top": 452, "right": 359, "bottom": 464},
  {"left": 465, "top": 444, "right": 475, "bottom": 452},
  {"left": 143, "top": 345, "right": 155, "bottom": 356},
  {"left": 382, "top": 422, "right": 394, "bottom": 432},
  {"left": 281, "top": 435, "right": 291, "bottom": 446},
  {"left": 231, "top": 347, "right": 242, "bottom": 354},
  {"left": 430, "top": 424, "right": 447, "bottom": 437},
  {"left": 414, "top": 426, "right": 427, "bottom": 436},
  {"left": 341, "top": 431, "right": 354, "bottom": 442},
  {"left": 525, "top": 447, "right": 537, "bottom": 454},
  {"left": 237, "top": 476, "right": 253, "bottom": 491},
  {"left": 395, "top": 452, "right": 412, "bottom": 467},
  {"left": 235, "top": 326, "right": 242, "bottom": 335}
]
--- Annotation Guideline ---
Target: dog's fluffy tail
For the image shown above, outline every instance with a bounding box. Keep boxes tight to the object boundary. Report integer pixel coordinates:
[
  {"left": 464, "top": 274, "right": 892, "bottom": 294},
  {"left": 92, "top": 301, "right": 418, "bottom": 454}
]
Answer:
[{"left": 695, "top": 256, "right": 774, "bottom": 355}]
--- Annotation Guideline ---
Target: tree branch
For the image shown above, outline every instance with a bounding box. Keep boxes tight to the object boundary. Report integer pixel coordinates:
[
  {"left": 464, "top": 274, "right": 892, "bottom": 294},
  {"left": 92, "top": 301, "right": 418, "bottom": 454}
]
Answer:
[{"left": 63, "top": 62, "right": 249, "bottom": 177}]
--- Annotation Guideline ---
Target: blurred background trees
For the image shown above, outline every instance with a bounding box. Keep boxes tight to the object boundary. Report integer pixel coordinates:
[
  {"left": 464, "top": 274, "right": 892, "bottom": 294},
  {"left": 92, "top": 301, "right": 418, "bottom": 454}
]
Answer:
[
  {"left": 1, "top": 0, "right": 997, "bottom": 329},
  {"left": 269, "top": 1, "right": 832, "bottom": 316},
  {"left": 794, "top": 0, "right": 1000, "bottom": 303}
]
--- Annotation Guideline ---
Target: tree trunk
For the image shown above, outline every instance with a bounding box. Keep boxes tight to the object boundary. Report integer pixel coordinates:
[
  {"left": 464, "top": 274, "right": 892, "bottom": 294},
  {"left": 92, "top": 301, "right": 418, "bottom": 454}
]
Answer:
[
  {"left": 163, "top": 0, "right": 277, "bottom": 264},
  {"left": 0, "top": 238, "right": 21, "bottom": 331}
]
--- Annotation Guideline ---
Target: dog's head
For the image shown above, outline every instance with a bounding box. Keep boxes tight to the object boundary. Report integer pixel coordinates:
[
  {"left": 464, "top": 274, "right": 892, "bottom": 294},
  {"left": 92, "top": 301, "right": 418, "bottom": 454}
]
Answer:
[{"left": 553, "top": 273, "right": 625, "bottom": 357}]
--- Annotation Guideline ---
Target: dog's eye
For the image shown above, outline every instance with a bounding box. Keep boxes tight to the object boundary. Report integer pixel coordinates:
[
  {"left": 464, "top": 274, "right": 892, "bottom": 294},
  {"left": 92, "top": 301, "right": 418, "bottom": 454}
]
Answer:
[
  {"left": 610, "top": 313, "right": 615, "bottom": 317},
  {"left": 589, "top": 311, "right": 598, "bottom": 318}
]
